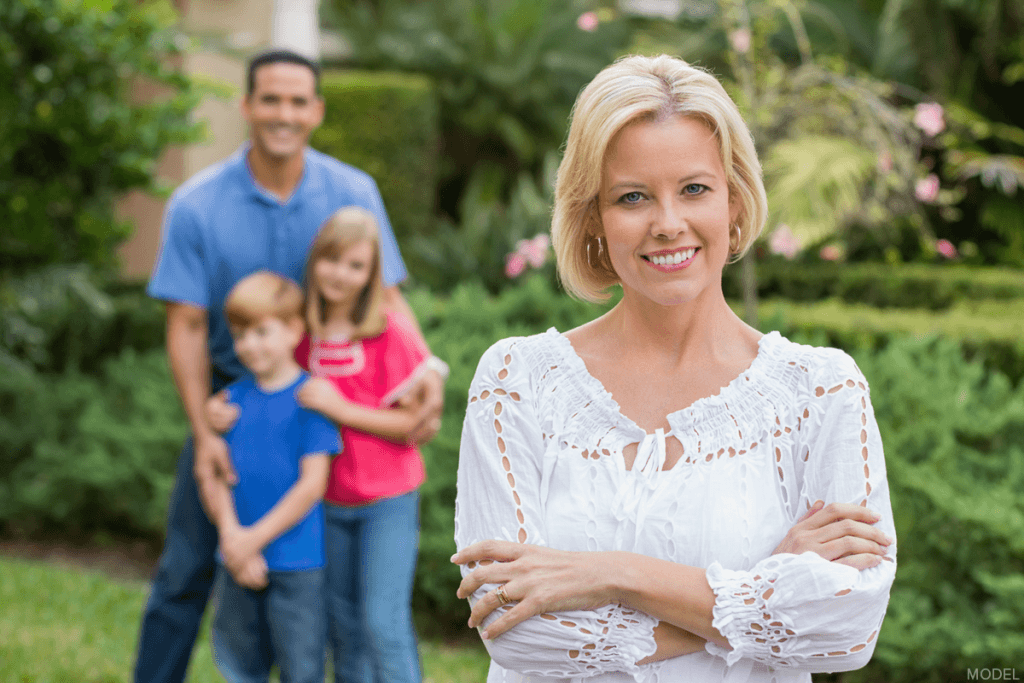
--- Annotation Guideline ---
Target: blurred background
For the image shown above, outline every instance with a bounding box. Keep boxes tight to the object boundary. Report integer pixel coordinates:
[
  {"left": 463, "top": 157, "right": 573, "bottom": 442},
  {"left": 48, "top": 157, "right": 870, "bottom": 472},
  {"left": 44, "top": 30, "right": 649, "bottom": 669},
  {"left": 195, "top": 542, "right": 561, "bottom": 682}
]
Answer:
[{"left": 1, "top": 0, "right": 1023, "bottom": 681}]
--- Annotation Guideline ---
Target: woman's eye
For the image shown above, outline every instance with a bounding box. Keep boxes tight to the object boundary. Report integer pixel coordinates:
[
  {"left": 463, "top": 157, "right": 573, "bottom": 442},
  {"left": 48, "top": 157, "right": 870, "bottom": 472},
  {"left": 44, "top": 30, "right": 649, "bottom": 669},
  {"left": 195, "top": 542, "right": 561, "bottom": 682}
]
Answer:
[
  {"left": 619, "top": 191, "right": 644, "bottom": 204},
  {"left": 683, "top": 183, "right": 708, "bottom": 195}
]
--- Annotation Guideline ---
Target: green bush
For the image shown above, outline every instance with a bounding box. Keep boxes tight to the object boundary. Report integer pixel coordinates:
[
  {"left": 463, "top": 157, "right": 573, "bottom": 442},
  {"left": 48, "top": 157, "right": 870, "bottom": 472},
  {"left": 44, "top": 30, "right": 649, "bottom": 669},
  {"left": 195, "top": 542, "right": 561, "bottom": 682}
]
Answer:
[
  {"left": 0, "top": 268, "right": 165, "bottom": 374},
  {"left": 723, "top": 261, "right": 1024, "bottom": 310},
  {"left": 311, "top": 70, "right": 439, "bottom": 252},
  {"left": 0, "top": 0, "right": 202, "bottom": 273},
  {"left": 751, "top": 297, "right": 1024, "bottom": 383},
  {"left": 0, "top": 349, "right": 185, "bottom": 537},
  {"left": 844, "top": 337, "right": 1024, "bottom": 683}
]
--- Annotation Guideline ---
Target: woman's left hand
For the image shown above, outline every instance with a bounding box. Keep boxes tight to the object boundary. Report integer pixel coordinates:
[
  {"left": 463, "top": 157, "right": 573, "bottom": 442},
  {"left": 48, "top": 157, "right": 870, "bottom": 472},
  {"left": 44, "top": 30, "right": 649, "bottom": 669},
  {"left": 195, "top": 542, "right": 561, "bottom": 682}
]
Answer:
[{"left": 452, "top": 540, "right": 618, "bottom": 640}]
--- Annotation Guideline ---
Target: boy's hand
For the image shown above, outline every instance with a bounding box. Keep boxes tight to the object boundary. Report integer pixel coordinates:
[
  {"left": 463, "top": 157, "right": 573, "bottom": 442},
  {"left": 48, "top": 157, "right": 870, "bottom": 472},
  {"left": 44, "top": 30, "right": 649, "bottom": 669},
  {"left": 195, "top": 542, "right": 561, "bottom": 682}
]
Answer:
[
  {"left": 220, "top": 526, "right": 266, "bottom": 586},
  {"left": 232, "top": 554, "right": 269, "bottom": 590},
  {"left": 205, "top": 390, "right": 239, "bottom": 434},
  {"left": 297, "top": 377, "right": 344, "bottom": 413}
]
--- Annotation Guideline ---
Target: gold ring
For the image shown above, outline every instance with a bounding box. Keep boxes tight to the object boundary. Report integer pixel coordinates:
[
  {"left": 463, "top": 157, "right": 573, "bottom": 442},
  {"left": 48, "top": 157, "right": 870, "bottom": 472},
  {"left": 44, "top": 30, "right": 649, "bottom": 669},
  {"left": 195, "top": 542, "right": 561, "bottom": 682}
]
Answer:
[{"left": 495, "top": 584, "right": 511, "bottom": 606}]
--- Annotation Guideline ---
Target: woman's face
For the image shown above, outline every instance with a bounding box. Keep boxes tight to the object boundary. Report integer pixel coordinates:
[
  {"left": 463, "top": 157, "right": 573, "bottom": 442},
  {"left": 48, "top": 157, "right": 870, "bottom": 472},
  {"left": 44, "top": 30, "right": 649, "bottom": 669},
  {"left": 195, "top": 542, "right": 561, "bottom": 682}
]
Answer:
[{"left": 597, "top": 114, "right": 738, "bottom": 309}]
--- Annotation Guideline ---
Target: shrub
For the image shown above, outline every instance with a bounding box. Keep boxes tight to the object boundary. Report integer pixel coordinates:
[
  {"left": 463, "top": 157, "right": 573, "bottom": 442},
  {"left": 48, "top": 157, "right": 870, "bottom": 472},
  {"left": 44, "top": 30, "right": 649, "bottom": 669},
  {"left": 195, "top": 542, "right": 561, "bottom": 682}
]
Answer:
[
  {"left": 311, "top": 70, "right": 439, "bottom": 252},
  {"left": 723, "top": 261, "right": 1024, "bottom": 310},
  {"left": 0, "top": 0, "right": 202, "bottom": 273}
]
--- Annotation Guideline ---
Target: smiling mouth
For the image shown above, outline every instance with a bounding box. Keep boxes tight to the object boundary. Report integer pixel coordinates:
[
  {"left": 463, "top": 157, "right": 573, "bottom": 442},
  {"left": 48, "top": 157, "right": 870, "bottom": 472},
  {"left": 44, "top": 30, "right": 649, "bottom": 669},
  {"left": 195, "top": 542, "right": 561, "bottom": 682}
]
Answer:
[{"left": 642, "top": 247, "right": 699, "bottom": 266}]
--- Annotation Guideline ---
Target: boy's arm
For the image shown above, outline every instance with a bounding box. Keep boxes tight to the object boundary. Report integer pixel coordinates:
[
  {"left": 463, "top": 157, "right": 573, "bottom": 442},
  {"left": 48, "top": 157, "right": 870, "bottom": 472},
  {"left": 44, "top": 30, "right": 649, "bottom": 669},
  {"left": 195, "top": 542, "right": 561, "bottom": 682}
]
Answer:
[
  {"left": 224, "top": 453, "right": 332, "bottom": 562},
  {"left": 197, "top": 467, "right": 269, "bottom": 589},
  {"left": 297, "top": 378, "right": 427, "bottom": 443}
]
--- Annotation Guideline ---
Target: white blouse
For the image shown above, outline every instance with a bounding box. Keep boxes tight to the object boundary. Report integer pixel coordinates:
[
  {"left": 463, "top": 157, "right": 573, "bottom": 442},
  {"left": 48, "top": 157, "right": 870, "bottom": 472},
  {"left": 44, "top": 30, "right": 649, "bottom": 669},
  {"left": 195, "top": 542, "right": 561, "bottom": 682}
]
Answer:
[{"left": 454, "top": 330, "right": 896, "bottom": 683}]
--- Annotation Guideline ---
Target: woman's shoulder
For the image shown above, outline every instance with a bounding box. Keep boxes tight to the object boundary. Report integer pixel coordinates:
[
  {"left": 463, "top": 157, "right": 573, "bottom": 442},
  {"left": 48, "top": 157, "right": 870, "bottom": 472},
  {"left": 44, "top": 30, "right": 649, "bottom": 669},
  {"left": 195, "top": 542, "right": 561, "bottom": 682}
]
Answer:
[
  {"left": 756, "top": 332, "right": 867, "bottom": 393},
  {"left": 475, "top": 328, "right": 565, "bottom": 370}
]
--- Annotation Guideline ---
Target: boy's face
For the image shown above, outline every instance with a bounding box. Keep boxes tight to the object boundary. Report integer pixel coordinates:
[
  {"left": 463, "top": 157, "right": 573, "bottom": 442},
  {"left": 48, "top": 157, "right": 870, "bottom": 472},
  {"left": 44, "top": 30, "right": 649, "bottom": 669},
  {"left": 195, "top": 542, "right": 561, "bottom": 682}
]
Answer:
[{"left": 231, "top": 315, "right": 304, "bottom": 381}]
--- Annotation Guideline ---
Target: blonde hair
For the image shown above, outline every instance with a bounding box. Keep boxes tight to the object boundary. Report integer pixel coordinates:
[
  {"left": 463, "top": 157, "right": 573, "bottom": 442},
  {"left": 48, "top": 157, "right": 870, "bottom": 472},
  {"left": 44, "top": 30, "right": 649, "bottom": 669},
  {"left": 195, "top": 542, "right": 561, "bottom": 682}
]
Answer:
[
  {"left": 553, "top": 54, "right": 769, "bottom": 302},
  {"left": 305, "top": 206, "right": 385, "bottom": 340},
  {"left": 224, "top": 270, "right": 304, "bottom": 329}
]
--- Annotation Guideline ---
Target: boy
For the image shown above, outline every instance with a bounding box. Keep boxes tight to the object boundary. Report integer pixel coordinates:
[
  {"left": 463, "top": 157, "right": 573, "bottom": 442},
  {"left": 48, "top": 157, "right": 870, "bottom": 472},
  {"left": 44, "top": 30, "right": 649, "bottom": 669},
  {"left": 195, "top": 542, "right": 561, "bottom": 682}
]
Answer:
[{"left": 198, "top": 270, "right": 339, "bottom": 683}]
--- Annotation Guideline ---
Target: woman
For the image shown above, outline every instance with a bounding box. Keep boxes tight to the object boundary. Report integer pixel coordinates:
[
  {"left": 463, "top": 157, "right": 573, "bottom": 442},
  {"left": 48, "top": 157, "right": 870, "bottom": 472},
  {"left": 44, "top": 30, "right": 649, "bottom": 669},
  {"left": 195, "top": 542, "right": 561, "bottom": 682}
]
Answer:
[{"left": 452, "top": 54, "right": 896, "bottom": 682}]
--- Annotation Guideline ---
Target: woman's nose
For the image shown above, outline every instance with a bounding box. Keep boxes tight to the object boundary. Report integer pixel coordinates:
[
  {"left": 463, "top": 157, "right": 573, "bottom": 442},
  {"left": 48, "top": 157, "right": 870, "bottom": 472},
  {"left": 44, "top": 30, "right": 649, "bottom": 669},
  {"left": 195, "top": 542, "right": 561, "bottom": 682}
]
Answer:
[{"left": 651, "top": 199, "right": 687, "bottom": 239}]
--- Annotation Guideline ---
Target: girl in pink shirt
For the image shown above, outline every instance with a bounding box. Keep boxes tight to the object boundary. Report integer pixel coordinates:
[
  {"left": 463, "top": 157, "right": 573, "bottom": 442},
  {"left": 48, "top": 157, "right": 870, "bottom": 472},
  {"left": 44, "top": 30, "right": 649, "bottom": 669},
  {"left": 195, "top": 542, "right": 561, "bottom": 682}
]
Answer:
[{"left": 294, "top": 206, "right": 438, "bottom": 683}]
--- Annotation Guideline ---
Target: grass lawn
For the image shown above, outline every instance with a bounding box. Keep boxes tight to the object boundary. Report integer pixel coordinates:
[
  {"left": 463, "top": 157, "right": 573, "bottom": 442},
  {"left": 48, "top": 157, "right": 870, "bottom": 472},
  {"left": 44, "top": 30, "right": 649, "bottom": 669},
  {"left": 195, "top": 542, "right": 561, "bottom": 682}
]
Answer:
[{"left": 0, "top": 555, "right": 489, "bottom": 683}]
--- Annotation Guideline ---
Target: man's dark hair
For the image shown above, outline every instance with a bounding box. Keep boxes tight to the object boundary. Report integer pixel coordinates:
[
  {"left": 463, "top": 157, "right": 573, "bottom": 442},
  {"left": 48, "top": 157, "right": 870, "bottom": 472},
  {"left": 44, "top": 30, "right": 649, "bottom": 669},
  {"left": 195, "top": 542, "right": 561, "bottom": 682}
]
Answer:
[{"left": 246, "top": 49, "right": 321, "bottom": 96}]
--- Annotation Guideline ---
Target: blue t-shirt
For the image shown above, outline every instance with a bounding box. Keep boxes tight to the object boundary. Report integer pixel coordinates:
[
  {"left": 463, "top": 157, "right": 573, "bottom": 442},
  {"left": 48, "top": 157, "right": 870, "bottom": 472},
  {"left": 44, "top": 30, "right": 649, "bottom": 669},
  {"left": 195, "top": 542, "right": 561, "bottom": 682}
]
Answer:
[
  {"left": 147, "top": 145, "right": 408, "bottom": 379},
  {"left": 223, "top": 373, "right": 341, "bottom": 571}
]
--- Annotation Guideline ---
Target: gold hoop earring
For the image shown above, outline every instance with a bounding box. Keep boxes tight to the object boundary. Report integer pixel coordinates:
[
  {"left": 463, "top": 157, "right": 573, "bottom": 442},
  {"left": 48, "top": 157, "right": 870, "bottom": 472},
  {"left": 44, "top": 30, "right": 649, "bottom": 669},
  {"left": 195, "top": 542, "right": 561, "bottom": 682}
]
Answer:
[{"left": 730, "top": 224, "right": 742, "bottom": 253}]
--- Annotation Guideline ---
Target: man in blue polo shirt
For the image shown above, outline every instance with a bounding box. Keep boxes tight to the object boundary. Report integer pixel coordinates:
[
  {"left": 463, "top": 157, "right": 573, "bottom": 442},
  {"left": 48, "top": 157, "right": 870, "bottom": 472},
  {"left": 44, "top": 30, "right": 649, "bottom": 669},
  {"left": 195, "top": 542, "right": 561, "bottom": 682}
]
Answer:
[{"left": 134, "top": 49, "right": 443, "bottom": 683}]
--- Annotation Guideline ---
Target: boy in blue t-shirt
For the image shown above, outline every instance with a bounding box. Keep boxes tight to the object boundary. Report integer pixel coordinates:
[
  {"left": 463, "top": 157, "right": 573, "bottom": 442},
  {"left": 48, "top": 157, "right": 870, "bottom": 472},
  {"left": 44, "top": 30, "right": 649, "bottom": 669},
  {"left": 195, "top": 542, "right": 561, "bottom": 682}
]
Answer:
[{"left": 197, "top": 270, "right": 340, "bottom": 683}]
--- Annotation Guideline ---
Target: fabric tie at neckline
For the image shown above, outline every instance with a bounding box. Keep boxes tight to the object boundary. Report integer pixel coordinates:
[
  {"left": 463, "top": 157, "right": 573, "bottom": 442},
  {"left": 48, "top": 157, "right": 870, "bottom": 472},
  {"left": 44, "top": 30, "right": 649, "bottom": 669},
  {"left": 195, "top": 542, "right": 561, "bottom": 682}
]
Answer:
[{"left": 610, "top": 428, "right": 666, "bottom": 552}]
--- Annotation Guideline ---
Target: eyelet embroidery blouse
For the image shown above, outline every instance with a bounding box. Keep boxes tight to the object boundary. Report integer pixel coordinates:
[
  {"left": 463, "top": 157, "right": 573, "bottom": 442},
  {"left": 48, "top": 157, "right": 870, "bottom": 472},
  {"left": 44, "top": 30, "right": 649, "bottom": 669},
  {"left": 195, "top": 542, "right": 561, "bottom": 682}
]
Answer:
[{"left": 454, "top": 330, "right": 896, "bottom": 683}]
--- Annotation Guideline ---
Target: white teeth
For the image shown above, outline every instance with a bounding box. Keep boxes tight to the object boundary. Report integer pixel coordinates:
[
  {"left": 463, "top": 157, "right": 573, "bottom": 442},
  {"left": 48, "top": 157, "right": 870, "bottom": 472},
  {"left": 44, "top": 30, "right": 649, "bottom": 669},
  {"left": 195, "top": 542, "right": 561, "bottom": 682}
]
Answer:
[{"left": 650, "top": 248, "right": 696, "bottom": 266}]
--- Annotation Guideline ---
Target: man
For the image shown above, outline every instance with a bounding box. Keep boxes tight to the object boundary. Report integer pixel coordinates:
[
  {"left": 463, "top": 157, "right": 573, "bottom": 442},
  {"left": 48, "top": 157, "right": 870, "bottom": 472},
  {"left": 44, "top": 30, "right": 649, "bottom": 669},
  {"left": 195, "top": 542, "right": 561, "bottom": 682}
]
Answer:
[{"left": 134, "top": 49, "right": 443, "bottom": 683}]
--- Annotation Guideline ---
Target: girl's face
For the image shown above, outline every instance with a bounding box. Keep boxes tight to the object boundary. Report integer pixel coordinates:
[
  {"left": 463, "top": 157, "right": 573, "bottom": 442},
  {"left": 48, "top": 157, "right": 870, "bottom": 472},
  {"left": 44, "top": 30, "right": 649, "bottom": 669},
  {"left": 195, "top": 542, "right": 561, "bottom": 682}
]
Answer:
[
  {"left": 313, "top": 238, "right": 376, "bottom": 312},
  {"left": 597, "top": 114, "right": 738, "bottom": 309}
]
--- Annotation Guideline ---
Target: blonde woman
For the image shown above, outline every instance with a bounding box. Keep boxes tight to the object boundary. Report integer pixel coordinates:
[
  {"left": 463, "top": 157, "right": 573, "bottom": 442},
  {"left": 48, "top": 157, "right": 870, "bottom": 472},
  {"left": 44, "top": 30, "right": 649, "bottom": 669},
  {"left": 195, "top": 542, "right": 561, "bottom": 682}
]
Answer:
[{"left": 452, "top": 54, "right": 896, "bottom": 683}]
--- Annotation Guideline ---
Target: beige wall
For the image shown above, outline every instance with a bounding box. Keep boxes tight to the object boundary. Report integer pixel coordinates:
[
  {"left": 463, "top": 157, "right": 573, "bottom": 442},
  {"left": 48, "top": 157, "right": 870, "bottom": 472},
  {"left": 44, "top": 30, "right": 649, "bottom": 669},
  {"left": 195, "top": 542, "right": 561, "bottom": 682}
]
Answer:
[{"left": 116, "top": 0, "right": 275, "bottom": 280}]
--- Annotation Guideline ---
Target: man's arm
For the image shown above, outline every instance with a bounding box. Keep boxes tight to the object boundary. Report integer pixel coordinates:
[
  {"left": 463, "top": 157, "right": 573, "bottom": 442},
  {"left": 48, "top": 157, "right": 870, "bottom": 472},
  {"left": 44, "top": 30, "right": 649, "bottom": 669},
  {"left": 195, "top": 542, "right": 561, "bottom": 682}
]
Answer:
[
  {"left": 381, "top": 286, "right": 444, "bottom": 444},
  {"left": 166, "top": 302, "right": 236, "bottom": 491}
]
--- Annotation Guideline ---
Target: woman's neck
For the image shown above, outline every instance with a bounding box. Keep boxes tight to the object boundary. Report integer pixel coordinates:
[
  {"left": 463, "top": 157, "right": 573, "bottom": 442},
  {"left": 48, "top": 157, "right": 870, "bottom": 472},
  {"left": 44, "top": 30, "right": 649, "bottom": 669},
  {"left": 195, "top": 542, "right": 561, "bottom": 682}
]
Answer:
[{"left": 605, "top": 285, "right": 757, "bottom": 368}]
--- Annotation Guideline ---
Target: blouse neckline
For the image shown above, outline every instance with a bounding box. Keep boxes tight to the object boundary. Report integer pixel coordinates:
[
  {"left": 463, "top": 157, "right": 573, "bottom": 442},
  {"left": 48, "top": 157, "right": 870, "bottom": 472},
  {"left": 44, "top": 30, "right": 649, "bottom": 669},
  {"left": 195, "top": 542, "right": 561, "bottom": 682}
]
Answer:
[{"left": 545, "top": 328, "right": 783, "bottom": 440}]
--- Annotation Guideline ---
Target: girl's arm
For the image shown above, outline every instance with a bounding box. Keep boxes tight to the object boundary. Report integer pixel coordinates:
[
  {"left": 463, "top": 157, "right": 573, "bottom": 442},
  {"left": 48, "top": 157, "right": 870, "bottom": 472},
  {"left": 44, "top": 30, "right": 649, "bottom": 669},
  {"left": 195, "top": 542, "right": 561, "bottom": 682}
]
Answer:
[{"left": 296, "top": 377, "right": 427, "bottom": 442}]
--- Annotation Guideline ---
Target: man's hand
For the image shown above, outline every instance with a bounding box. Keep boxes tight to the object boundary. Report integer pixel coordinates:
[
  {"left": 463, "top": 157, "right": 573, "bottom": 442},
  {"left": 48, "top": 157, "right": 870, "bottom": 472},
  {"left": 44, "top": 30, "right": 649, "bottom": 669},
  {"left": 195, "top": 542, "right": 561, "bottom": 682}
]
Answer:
[
  {"left": 402, "top": 369, "right": 445, "bottom": 444},
  {"left": 205, "top": 390, "right": 240, "bottom": 434},
  {"left": 194, "top": 431, "right": 236, "bottom": 488}
]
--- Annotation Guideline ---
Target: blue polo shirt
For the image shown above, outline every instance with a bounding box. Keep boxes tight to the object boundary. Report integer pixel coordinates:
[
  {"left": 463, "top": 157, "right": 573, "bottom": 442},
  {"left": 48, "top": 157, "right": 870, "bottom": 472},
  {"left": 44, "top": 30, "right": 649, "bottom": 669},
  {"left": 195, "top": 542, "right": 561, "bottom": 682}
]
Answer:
[{"left": 148, "top": 145, "right": 408, "bottom": 379}]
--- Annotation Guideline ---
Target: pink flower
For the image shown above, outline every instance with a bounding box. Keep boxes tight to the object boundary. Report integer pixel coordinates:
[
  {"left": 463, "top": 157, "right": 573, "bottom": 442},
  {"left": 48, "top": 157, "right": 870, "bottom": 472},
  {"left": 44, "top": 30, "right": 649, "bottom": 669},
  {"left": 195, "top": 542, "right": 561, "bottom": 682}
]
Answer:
[
  {"left": 577, "top": 11, "right": 598, "bottom": 32},
  {"left": 819, "top": 245, "right": 841, "bottom": 261},
  {"left": 877, "top": 151, "right": 893, "bottom": 173},
  {"left": 729, "top": 28, "right": 751, "bottom": 54},
  {"left": 516, "top": 234, "right": 550, "bottom": 268},
  {"left": 936, "top": 239, "right": 957, "bottom": 259},
  {"left": 768, "top": 224, "right": 801, "bottom": 260},
  {"left": 913, "top": 102, "right": 946, "bottom": 137},
  {"left": 505, "top": 252, "right": 526, "bottom": 278},
  {"left": 915, "top": 174, "right": 940, "bottom": 203}
]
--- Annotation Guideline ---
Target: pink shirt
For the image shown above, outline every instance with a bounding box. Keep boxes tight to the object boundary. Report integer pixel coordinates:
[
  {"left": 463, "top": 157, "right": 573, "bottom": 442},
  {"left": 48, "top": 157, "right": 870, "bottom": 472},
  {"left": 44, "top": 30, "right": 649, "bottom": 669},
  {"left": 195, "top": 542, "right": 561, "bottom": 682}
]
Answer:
[{"left": 295, "top": 312, "right": 429, "bottom": 506}]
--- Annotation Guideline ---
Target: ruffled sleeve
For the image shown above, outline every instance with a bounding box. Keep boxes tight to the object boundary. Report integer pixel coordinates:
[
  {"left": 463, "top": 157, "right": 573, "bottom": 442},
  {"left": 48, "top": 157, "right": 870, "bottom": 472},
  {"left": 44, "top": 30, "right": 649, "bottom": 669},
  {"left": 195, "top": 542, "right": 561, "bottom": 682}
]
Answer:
[
  {"left": 705, "top": 349, "right": 896, "bottom": 673},
  {"left": 455, "top": 337, "right": 658, "bottom": 678}
]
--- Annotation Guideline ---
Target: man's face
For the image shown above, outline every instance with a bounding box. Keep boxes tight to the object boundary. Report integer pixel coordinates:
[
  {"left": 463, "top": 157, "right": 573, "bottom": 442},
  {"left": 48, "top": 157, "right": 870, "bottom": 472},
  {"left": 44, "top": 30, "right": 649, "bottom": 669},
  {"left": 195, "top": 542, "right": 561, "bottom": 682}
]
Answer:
[{"left": 242, "top": 62, "right": 324, "bottom": 161}]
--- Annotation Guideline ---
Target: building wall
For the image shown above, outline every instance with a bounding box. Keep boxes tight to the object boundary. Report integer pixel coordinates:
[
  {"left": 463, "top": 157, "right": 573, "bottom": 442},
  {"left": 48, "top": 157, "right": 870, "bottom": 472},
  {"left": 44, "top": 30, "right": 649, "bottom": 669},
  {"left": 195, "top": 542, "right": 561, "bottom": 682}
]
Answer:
[{"left": 117, "top": 0, "right": 317, "bottom": 281}]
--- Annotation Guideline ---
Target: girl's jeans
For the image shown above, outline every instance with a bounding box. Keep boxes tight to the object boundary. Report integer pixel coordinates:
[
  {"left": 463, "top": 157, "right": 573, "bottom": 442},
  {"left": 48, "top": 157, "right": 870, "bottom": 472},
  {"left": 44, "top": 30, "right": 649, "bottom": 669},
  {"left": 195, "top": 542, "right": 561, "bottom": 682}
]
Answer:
[{"left": 325, "top": 490, "right": 422, "bottom": 683}]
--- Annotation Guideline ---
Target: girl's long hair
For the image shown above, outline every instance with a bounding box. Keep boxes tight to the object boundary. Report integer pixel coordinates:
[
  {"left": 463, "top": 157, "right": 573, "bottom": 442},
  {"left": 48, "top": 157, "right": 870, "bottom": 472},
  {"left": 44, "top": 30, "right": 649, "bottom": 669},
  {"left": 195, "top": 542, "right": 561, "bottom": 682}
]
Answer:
[{"left": 304, "top": 206, "right": 386, "bottom": 340}]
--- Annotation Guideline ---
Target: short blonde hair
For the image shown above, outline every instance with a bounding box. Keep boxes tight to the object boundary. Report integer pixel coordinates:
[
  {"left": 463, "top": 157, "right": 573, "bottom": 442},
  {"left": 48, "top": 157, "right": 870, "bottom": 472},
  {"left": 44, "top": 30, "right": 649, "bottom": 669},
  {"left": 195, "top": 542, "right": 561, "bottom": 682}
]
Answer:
[
  {"left": 305, "top": 206, "right": 385, "bottom": 340},
  {"left": 224, "top": 271, "right": 304, "bottom": 329},
  {"left": 553, "top": 54, "right": 769, "bottom": 302}
]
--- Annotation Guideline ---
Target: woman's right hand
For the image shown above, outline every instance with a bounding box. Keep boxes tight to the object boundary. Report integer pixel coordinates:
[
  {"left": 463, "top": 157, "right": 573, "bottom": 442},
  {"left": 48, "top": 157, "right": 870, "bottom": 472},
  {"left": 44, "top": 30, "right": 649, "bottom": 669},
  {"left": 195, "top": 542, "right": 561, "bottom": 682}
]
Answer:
[
  {"left": 205, "top": 390, "right": 239, "bottom": 434},
  {"left": 773, "top": 500, "right": 893, "bottom": 570}
]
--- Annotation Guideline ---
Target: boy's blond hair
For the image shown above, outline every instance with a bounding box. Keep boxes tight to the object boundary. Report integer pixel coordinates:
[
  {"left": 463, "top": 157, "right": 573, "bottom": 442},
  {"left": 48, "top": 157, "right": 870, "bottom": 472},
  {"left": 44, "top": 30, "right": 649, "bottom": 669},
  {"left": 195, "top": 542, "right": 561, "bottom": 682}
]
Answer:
[
  {"left": 224, "top": 271, "right": 305, "bottom": 329},
  {"left": 305, "top": 206, "right": 385, "bottom": 340}
]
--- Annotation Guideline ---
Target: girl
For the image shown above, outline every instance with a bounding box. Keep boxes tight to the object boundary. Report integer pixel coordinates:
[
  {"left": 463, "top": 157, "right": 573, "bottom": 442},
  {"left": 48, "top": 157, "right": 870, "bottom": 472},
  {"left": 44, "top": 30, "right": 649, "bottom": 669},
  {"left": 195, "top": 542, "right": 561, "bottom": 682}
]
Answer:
[{"left": 208, "top": 206, "right": 442, "bottom": 683}]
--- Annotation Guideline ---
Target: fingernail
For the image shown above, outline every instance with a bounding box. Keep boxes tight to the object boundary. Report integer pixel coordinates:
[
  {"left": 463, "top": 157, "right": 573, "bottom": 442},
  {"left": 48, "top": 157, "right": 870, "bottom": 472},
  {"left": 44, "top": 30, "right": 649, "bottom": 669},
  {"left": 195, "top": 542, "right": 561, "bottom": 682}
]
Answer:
[
  {"left": 450, "top": 554, "right": 458, "bottom": 563},
  {"left": 885, "top": 536, "right": 894, "bottom": 545},
  {"left": 480, "top": 630, "right": 490, "bottom": 640}
]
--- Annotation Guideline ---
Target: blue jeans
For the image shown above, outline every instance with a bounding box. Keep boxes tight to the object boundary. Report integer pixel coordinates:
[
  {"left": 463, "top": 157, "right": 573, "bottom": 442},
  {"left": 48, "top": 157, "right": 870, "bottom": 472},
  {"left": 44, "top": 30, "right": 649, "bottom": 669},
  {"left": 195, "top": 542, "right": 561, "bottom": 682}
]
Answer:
[
  {"left": 133, "top": 372, "right": 231, "bottom": 683},
  {"left": 133, "top": 435, "right": 219, "bottom": 683},
  {"left": 325, "top": 491, "right": 422, "bottom": 683},
  {"left": 212, "top": 566, "right": 326, "bottom": 683}
]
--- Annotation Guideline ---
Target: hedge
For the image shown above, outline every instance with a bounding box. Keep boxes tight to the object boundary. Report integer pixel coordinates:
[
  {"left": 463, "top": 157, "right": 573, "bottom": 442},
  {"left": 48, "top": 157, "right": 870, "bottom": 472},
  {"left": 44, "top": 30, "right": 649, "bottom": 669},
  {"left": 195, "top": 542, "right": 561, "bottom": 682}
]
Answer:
[
  {"left": 723, "top": 261, "right": 1024, "bottom": 310},
  {"left": 311, "top": 70, "right": 439, "bottom": 258}
]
